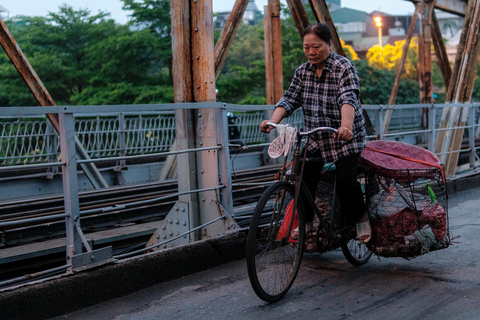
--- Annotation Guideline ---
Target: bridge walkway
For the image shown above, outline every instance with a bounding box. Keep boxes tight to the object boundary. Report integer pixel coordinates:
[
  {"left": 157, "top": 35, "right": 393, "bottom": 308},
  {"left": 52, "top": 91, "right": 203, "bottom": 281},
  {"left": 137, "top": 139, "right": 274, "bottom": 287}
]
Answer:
[
  {"left": 50, "top": 178, "right": 480, "bottom": 320},
  {"left": 0, "top": 173, "right": 479, "bottom": 319}
]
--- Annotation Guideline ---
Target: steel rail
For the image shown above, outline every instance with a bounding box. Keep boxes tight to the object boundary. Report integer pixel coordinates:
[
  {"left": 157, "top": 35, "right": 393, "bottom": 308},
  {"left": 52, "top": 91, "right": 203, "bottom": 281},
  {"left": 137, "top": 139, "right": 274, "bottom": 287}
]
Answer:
[
  {"left": 0, "top": 264, "right": 70, "bottom": 289},
  {"left": 75, "top": 146, "right": 222, "bottom": 164},
  {"left": 0, "top": 213, "right": 69, "bottom": 228},
  {"left": 0, "top": 161, "right": 66, "bottom": 172},
  {"left": 113, "top": 214, "right": 227, "bottom": 259}
]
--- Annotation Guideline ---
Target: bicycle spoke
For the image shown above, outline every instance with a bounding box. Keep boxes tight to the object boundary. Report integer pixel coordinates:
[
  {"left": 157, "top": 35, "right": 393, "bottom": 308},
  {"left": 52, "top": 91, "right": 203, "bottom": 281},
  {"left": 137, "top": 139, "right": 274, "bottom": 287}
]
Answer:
[{"left": 247, "top": 182, "right": 304, "bottom": 302}]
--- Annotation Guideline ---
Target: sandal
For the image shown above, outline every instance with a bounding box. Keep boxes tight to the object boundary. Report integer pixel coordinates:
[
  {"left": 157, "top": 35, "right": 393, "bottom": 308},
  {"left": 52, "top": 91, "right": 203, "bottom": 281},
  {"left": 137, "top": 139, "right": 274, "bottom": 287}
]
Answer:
[
  {"left": 291, "top": 222, "right": 314, "bottom": 240},
  {"left": 356, "top": 220, "right": 372, "bottom": 244}
]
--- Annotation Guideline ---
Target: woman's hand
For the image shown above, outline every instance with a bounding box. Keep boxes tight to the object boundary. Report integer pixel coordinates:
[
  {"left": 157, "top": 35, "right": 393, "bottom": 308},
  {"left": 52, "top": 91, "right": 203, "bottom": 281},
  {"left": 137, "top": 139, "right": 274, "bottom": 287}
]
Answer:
[
  {"left": 335, "top": 126, "right": 353, "bottom": 141},
  {"left": 260, "top": 120, "right": 275, "bottom": 133}
]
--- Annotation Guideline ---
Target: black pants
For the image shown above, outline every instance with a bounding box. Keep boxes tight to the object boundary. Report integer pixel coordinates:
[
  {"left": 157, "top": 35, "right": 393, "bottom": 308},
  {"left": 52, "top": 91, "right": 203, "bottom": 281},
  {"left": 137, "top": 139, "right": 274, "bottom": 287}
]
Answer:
[{"left": 301, "top": 150, "right": 365, "bottom": 225}]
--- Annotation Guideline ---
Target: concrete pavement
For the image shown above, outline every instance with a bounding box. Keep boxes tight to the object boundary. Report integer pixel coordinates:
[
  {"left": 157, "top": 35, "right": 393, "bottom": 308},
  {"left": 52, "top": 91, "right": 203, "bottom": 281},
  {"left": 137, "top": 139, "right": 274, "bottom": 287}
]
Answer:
[
  {"left": 50, "top": 181, "right": 480, "bottom": 320},
  {"left": 1, "top": 173, "right": 480, "bottom": 320}
]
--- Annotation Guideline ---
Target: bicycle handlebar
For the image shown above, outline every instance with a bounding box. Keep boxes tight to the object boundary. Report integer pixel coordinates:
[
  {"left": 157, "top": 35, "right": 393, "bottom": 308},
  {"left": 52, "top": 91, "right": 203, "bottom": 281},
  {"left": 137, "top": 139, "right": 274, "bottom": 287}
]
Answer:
[{"left": 265, "top": 121, "right": 338, "bottom": 136}]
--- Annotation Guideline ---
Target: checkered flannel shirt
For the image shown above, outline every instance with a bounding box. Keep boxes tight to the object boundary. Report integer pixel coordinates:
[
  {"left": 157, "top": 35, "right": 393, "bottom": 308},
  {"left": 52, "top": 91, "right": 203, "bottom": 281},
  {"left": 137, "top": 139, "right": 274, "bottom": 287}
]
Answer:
[{"left": 276, "top": 52, "right": 366, "bottom": 164}]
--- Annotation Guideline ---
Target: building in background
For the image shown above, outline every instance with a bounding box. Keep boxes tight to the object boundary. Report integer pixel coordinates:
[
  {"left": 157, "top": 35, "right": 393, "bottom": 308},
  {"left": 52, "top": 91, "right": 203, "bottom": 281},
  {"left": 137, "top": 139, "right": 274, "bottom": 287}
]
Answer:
[
  {"left": 214, "top": 0, "right": 341, "bottom": 29},
  {"left": 435, "top": 10, "right": 464, "bottom": 61},
  {"left": 332, "top": 6, "right": 462, "bottom": 60},
  {"left": 212, "top": 0, "right": 463, "bottom": 61},
  {"left": 214, "top": 0, "right": 262, "bottom": 29}
]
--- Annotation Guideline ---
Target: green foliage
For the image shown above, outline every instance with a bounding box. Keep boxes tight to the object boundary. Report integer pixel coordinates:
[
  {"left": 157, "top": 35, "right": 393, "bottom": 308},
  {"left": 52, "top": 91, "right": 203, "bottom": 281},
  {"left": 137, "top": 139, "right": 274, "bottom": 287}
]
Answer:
[
  {"left": 470, "top": 61, "right": 480, "bottom": 102},
  {"left": 0, "top": 51, "right": 38, "bottom": 106},
  {"left": 86, "top": 29, "right": 161, "bottom": 86},
  {"left": 0, "top": 3, "right": 171, "bottom": 106},
  {"left": 0, "top": 1, "right": 449, "bottom": 108},
  {"left": 216, "top": 22, "right": 266, "bottom": 103},
  {"left": 280, "top": 9, "right": 306, "bottom": 86},
  {"left": 354, "top": 60, "right": 419, "bottom": 105},
  {"left": 216, "top": 61, "right": 266, "bottom": 103},
  {"left": 71, "top": 83, "right": 174, "bottom": 105},
  {"left": 219, "top": 23, "right": 265, "bottom": 73},
  {"left": 121, "top": 0, "right": 172, "bottom": 82}
]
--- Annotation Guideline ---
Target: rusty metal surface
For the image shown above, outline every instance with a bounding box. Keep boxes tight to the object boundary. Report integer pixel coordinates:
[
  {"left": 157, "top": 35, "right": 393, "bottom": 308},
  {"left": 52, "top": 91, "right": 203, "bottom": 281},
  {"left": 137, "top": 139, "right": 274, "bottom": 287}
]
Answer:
[
  {"left": 0, "top": 17, "right": 59, "bottom": 131},
  {"left": 286, "top": 0, "right": 310, "bottom": 36},
  {"left": 268, "top": 0, "right": 284, "bottom": 103},
  {"left": 214, "top": 0, "right": 249, "bottom": 79},
  {"left": 405, "top": 0, "right": 467, "bottom": 16}
]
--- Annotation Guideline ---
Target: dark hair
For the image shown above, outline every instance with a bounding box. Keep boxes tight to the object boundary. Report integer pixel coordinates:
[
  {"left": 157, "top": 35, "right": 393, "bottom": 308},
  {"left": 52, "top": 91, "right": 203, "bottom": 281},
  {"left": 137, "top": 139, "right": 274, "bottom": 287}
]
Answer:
[{"left": 302, "top": 23, "right": 333, "bottom": 43}]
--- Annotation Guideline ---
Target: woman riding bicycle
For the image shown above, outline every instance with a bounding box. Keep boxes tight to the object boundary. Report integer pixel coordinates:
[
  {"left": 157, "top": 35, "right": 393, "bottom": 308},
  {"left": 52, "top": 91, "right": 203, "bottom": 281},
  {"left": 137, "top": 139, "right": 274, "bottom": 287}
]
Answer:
[{"left": 260, "top": 23, "right": 371, "bottom": 243}]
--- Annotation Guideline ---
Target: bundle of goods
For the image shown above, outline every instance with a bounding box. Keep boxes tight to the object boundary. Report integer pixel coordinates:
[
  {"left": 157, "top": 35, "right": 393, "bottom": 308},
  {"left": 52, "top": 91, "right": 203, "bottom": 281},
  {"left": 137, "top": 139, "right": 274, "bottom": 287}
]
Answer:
[{"left": 360, "top": 141, "right": 450, "bottom": 258}]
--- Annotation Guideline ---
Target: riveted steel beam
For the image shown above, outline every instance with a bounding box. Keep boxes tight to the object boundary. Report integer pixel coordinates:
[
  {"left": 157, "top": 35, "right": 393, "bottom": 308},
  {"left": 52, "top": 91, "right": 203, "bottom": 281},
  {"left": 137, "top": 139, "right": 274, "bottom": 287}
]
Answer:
[{"left": 405, "top": 0, "right": 467, "bottom": 16}]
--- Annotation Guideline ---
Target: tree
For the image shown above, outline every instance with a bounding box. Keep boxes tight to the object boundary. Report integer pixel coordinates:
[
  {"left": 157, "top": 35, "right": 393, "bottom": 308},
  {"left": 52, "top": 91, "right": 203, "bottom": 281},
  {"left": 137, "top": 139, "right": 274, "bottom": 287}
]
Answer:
[
  {"left": 1, "top": 7, "right": 124, "bottom": 104},
  {"left": 354, "top": 59, "right": 419, "bottom": 105},
  {"left": 70, "top": 82, "right": 174, "bottom": 105},
  {"left": 216, "top": 22, "right": 267, "bottom": 103},
  {"left": 0, "top": 5, "right": 170, "bottom": 106},
  {"left": 366, "top": 38, "right": 418, "bottom": 78},
  {"left": 121, "top": 0, "right": 172, "bottom": 84},
  {"left": 0, "top": 17, "right": 52, "bottom": 106},
  {"left": 340, "top": 38, "right": 359, "bottom": 61}
]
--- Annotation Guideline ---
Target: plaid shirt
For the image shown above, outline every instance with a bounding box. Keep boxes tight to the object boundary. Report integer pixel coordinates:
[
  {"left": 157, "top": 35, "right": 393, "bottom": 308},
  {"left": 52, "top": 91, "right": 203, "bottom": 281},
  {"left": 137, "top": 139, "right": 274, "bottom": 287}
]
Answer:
[{"left": 276, "top": 52, "right": 365, "bottom": 164}]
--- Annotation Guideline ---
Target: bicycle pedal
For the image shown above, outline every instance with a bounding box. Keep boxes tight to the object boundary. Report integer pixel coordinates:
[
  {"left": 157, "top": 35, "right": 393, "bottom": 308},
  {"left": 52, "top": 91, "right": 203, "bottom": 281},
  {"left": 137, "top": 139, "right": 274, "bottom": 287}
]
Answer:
[{"left": 335, "top": 230, "right": 355, "bottom": 240}]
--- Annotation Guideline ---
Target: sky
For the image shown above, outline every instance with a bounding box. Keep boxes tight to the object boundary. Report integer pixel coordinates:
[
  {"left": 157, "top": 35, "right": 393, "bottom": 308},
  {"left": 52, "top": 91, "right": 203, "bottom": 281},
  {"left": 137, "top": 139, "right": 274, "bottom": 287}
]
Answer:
[{"left": 0, "top": 0, "right": 416, "bottom": 24}]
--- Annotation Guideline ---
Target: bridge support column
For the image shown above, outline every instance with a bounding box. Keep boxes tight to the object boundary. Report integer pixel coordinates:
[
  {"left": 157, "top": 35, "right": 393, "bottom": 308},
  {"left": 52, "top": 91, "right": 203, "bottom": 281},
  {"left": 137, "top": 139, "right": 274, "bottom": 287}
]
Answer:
[{"left": 167, "top": 0, "right": 236, "bottom": 245}]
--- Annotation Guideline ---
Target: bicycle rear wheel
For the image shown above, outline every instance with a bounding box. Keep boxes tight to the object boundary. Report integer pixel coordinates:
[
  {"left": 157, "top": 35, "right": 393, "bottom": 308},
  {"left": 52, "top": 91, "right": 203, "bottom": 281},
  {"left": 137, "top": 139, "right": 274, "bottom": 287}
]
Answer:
[
  {"left": 341, "top": 237, "right": 373, "bottom": 266},
  {"left": 246, "top": 181, "right": 305, "bottom": 302}
]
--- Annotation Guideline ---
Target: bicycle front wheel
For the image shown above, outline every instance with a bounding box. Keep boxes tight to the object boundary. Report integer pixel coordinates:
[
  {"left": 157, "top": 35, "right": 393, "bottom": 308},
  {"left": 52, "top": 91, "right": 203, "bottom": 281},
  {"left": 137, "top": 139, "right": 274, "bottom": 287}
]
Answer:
[{"left": 246, "top": 181, "right": 305, "bottom": 302}]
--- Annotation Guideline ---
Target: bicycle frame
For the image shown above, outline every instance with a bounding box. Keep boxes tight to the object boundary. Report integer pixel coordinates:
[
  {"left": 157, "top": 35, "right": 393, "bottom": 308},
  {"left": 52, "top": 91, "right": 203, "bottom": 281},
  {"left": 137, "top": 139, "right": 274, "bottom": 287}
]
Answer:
[
  {"left": 267, "top": 122, "right": 349, "bottom": 241},
  {"left": 246, "top": 122, "right": 373, "bottom": 302}
]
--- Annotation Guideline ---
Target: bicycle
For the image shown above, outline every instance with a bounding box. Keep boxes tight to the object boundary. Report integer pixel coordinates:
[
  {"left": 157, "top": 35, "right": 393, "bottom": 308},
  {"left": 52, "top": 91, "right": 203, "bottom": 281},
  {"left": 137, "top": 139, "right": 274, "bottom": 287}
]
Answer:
[{"left": 246, "top": 122, "right": 373, "bottom": 302}]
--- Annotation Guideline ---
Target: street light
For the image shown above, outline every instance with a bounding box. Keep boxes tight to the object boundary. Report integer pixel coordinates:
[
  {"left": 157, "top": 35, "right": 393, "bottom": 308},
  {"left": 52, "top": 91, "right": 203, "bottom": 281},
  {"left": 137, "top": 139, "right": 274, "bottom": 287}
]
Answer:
[{"left": 374, "top": 16, "right": 382, "bottom": 47}]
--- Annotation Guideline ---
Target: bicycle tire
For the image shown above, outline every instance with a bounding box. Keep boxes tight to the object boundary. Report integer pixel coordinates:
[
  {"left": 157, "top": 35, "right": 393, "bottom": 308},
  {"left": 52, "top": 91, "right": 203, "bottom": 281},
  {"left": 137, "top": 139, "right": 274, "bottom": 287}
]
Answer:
[
  {"left": 340, "top": 170, "right": 373, "bottom": 266},
  {"left": 246, "top": 181, "right": 305, "bottom": 302},
  {"left": 341, "top": 238, "right": 373, "bottom": 266}
]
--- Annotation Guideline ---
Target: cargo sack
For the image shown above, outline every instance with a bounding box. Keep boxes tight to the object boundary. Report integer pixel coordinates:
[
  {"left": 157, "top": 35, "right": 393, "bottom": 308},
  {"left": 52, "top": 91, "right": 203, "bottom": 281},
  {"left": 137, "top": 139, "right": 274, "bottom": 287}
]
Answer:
[{"left": 360, "top": 141, "right": 450, "bottom": 258}]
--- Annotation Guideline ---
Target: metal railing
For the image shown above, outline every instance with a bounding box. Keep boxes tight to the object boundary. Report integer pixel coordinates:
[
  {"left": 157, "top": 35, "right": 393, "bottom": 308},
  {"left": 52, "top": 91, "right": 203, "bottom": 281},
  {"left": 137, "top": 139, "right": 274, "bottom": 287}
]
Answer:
[
  {"left": 0, "top": 102, "right": 236, "bottom": 288},
  {"left": 364, "top": 103, "right": 480, "bottom": 173},
  {"left": 3, "top": 103, "right": 479, "bottom": 166},
  {"left": 1, "top": 101, "right": 480, "bottom": 289},
  {"left": 0, "top": 112, "right": 177, "bottom": 166}
]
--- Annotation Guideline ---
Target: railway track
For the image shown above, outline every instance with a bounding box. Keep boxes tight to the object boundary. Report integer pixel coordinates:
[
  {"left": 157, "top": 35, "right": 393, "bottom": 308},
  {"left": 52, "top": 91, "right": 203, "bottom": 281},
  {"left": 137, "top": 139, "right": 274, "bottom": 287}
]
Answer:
[
  {"left": 0, "top": 166, "right": 279, "bottom": 266},
  {"left": 0, "top": 165, "right": 279, "bottom": 281}
]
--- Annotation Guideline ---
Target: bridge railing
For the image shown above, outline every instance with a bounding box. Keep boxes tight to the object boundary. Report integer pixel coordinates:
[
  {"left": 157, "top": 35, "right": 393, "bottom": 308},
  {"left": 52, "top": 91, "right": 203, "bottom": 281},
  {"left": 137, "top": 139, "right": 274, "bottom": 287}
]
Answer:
[
  {"left": 1, "top": 102, "right": 479, "bottom": 172},
  {"left": 0, "top": 101, "right": 479, "bottom": 288},
  {"left": 364, "top": 103, "right": 480, "bottom": 173}
]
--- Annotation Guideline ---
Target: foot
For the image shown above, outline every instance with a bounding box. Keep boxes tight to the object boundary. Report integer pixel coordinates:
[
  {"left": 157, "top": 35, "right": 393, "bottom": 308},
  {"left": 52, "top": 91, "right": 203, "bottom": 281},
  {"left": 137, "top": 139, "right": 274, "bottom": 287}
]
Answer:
[
  {"left": 291, "top": 221, "right": 314, "bottom": 240},
  {"left": 356, "top": 213, "right": 371, "bottom": 244}
]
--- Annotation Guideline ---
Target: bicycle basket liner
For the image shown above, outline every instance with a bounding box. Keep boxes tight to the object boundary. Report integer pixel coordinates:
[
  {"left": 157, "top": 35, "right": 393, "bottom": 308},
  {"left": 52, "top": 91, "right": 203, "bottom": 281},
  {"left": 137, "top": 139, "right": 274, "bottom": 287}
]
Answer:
[
  {"left": 359, "top": 140, "right": 442, "bottom": 183},
  {"left": 364, "top": 167, "right": 450, "bottom": 258},
  {"left": 276, "top": 199, "right": 298, "bottom": 242}
]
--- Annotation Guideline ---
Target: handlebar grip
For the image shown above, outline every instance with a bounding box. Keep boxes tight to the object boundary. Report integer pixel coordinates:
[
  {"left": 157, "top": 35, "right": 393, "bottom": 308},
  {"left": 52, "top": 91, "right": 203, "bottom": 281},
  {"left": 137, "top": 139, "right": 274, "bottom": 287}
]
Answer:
[{"left": 265, "top": 121, "right": 277, "bottom": 128}]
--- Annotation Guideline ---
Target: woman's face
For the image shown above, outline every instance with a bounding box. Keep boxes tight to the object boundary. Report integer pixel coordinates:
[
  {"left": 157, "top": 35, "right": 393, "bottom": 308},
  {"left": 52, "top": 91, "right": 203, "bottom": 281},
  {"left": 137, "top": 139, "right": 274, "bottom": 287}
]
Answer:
[{"left": 303, "top": 33, "right": 332, "bottom": 66}]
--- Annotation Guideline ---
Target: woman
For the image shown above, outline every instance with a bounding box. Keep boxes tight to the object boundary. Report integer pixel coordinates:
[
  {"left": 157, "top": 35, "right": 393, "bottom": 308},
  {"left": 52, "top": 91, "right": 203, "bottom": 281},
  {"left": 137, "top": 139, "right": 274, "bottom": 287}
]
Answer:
[{"left": 260, "top": 23, "right": 370, "bottom": 242}]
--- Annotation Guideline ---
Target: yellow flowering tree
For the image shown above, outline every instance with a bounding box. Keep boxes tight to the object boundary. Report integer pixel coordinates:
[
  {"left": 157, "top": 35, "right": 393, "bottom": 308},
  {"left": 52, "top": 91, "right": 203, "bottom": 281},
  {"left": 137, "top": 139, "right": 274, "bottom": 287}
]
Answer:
[
  {"left": 366, "top": 38, "right": 419, "bottom": 78},
  {"left": 340, "top": 38, "right": 359, "bottom": 61}
]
